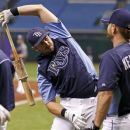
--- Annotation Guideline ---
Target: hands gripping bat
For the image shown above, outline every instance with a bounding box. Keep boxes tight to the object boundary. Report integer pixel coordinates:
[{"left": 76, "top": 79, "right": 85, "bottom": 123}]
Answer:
[{"left": 4, "top": 24, "right": 35, "bottom": 106}]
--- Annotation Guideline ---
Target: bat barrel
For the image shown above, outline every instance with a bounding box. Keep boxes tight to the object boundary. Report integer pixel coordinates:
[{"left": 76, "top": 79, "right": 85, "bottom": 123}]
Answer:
[{"left": 22, "top": 80, "right": 35, "bottom": 106}]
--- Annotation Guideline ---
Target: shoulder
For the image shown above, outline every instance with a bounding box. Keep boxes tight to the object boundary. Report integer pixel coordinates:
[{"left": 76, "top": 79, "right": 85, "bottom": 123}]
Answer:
[
  {"left": 100, "top": 46, "right": 126, "bottom": 68},
  {"left": 102, "top": 43, "right": 130, "bottom": 59},
  {"left": 101, "top": 45, "right": 124, "bottom": 60},
  {"left": 44, "top": 20, "right": 71, "bottom": 39},
  {"left": 101, "top": 49, "right": 115, "bottom": 61}
]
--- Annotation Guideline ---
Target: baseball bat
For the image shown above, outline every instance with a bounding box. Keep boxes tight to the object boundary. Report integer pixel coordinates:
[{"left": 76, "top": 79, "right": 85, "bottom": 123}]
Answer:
[{"left": 4, "top": 24, "right": 35, "bottom": 106}]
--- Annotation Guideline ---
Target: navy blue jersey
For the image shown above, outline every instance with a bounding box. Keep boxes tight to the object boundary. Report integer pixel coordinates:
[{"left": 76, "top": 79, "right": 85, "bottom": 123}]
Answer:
[
  {"left": 98, "top": 43, "right": 130, "bottom": 116},
  {"left": 0, "top": 50, "right": 15, "bottom": 111},
  {"left": 37, "top": 21, "right": 98, "bottom": 104}
]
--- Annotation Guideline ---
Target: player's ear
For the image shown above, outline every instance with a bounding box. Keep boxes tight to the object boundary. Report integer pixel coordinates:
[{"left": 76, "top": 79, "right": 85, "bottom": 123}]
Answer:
[
  {"left": 111, "top": 24, "right": 117, "bottom": 34},
  {"left": 43, "top": 36, "right": 50, "bottom": 45},
  {"left": 43, "top": 36, "right": 47, "bottom": 43}
]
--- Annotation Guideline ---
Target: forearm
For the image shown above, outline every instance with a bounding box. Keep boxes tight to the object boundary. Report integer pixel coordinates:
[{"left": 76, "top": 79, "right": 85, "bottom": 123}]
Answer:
[
  {"left": 17, "top": 4, "right": 58, "bottom": 23},
  {"left": 17, "top": 5, "right": 42, "bottom": 16},
  {"left": 46, "top": 99, "right": 87, "bottom": 129},
  {"left": 46, "top": 99, "right": 64, "bottom": 116},
  {"left": 94, "top": 91, "right": 113, "bottom": 127}
]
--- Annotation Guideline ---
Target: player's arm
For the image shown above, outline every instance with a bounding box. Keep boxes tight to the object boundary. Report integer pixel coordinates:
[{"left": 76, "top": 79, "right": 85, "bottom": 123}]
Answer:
[
  {"left": 46, "top": 99, "right": 64, "bottom": 116},
  {"left": 37, "top": 72, "right": 72, "bottom": 116},
  {"left": 89, "top": 53, "right": 121, "bottom": 130},
  {"left": 86, "top": 90, "right": 113, "bottom": 130},
  {"left": 46, "top": 100, "right": 87, "bottom": 130},
  {"left": 17, "top": 4, "right": 58, "bottom": 23},
  {"left": 94, "top": 91, "right": 113, "bottom": 127},
  {"left": 0, "top": 60, "right": 15, "bottom": 124},
  {"left": 1, "top": 4, "right": 58, "bottom": 26},
  {"left": 37, "top": 71, "right": 87, "bottom": 129},
  {"left": 37, "top": 71, "right": 65, "bottom": 116},
  {"left": 0, "top": 60, "right": 15, "bottom": 108}
]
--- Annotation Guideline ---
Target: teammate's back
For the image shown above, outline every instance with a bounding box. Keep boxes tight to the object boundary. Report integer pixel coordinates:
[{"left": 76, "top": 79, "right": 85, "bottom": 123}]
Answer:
[{"left": 102, "top": 43, "right": 130, "bottom": 116}]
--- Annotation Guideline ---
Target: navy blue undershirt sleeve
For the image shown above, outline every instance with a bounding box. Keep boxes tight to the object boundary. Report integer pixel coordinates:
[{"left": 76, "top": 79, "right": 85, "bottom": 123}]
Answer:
[{"left": 0, "top": 61, "right": 15, "bottom": 111}]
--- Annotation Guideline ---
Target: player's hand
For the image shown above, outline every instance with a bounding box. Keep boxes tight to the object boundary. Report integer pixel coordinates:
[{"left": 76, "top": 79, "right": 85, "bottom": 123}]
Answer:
[
  {"left": 0, "top": 105, "right": 11, "bottom": 125},
  {"left": 64, "top": 110, "right": 87, "bottom": 130},
  {"left": 82, "top": 122, "right": 100, "bottom": 130},
  {"left": 0, "top": 9, "right": 14, "bottom": 27}
]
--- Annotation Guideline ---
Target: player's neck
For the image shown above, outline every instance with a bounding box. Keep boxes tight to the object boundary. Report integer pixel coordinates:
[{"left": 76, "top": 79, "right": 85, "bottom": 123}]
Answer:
[{"left": 112, "top": 36, "right": 126, "bottom": 48}]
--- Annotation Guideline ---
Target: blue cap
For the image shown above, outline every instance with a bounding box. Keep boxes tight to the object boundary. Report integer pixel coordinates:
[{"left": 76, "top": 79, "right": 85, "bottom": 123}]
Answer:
[
  {"left": 27, "top": 27, "right": 49, "bottom": 47},
  {"left": 101, "top": 9, "right": 130, "bottom": 29}
]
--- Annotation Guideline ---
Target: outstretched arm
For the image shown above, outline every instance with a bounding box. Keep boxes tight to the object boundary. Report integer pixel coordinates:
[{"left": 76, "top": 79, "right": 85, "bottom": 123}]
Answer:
[
  {"left": 37, "top": 72, "right": 87, "bottom": 129},
  {"left": 1, "top": 4, "right": 58, "bottom": 26},
  {"left": 17, "top": 4, "right": 58, "bottom": 23}
]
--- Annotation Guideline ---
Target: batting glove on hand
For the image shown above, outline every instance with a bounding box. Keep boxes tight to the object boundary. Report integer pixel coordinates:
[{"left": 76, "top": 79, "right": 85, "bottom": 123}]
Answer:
[
  {"left": 0, "top": 9, "right": 14, "bottom": 27},
  {"left": 82, "top": 122, "right": 100, "bottom": 130},
  {"left": 0, "top": 105, "right": 10, "bottom": 125},
  {"left": 64, "top": 110, "right": 87, "bottom": 130}
]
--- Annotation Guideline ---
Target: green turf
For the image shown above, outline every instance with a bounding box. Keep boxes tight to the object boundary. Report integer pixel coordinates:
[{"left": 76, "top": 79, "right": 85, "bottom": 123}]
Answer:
[
  {"left": 8, "top": 101, "right": 54, "bottom": 130},
  {"left": 25, "top": 62, "right": 37, "bottom": 81},
  {"left": 94, "top": 63, "right": 99, "bottom": 74}
]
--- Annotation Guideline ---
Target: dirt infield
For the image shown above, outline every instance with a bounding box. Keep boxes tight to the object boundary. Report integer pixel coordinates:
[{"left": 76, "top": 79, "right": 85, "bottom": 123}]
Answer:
[{"left": 14, "top": 81, "right": 40, "bottom": 102}]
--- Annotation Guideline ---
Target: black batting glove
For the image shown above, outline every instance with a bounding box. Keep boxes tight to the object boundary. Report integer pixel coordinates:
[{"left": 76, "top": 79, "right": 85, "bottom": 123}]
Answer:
[{"left": 83, "top": 122, "right": 100, "bottom": 130}]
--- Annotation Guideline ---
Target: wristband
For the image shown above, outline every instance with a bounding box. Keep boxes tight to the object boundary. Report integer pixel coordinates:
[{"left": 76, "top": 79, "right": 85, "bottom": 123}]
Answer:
[
  {"left": 61, "top": 108, "right": 67, "bottom": 117},
  {"left": 10, "top": 8, "right": 19, "bottom": 16}
]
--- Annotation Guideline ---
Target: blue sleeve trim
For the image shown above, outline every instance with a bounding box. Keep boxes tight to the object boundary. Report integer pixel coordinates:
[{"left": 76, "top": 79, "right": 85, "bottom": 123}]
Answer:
[{"left": 37, "top": 68, "right": 56, "bottom": 104}]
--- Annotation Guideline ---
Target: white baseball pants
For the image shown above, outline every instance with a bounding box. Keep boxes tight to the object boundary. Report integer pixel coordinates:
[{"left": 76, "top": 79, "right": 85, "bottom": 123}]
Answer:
[
  {"left": 102, "top": 113, "right": 130, "bottom": 130},
  {"left": 51, "top": 97, "right": 97, "bottom": 130}
]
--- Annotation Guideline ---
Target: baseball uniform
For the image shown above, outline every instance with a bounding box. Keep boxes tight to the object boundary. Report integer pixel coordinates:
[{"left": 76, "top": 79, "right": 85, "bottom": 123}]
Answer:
[
  {"left": 98, "top": 43, "right": 130, "bottom": 130},
  {"left": 37, "top": 21, "right": 98, "bottom": 130},
  {"left": 0, "top": 49, "right": 15, "bottom": 130}
]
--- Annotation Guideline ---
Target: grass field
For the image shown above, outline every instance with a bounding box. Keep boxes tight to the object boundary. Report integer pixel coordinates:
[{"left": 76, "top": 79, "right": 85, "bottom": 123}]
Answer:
[
  {"left": 7, "top": 62, "right": 99, "bottom": 130},
  {"left": 8, "top": 101, "right": 54, "bottom": 130},
  {"left": 25, "top": 62, "right": 37, "bottom": 81}
]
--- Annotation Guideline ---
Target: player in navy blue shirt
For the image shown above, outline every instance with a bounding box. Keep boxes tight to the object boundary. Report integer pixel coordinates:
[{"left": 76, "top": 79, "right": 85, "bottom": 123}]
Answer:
[
  {"left": 1, "top": 4, "right": 98, "bottom": 130},
  {"left": 86, "top": 9, "right": 130, "bottom": 130},
  {"left": 0, "top": 49, "right": 15, "bottom": 130}
]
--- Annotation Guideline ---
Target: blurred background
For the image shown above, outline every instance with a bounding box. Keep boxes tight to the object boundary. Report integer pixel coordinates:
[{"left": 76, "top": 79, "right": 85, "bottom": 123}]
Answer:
[{"left": 0, "top": 0, "right": 129, "bottom": 130}]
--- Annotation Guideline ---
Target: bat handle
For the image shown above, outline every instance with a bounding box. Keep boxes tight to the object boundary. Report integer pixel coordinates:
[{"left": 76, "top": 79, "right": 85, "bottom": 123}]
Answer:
[{"left": 21, "top": 80, "right": 35, "bottom": 106}]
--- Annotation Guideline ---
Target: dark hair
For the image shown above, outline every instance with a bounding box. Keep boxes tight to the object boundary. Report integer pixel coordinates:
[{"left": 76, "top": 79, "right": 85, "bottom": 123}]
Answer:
[{"left": 118, "top": 27, "right": 130, "bottom": 41}]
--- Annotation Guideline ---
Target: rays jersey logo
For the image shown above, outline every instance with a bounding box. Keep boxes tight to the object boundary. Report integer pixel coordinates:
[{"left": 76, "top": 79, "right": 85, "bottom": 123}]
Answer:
[
  {"left": 33, "top": 32, "right": 42, "bottom": 37},
  {"left": 48, "top": 46, "right": 69, "bottom": 76}
]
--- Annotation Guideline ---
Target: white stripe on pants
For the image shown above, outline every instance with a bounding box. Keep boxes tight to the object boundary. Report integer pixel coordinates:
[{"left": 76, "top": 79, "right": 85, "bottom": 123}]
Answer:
[{"left": 51, "top": 97, "right": 97, "bottom": 130}]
